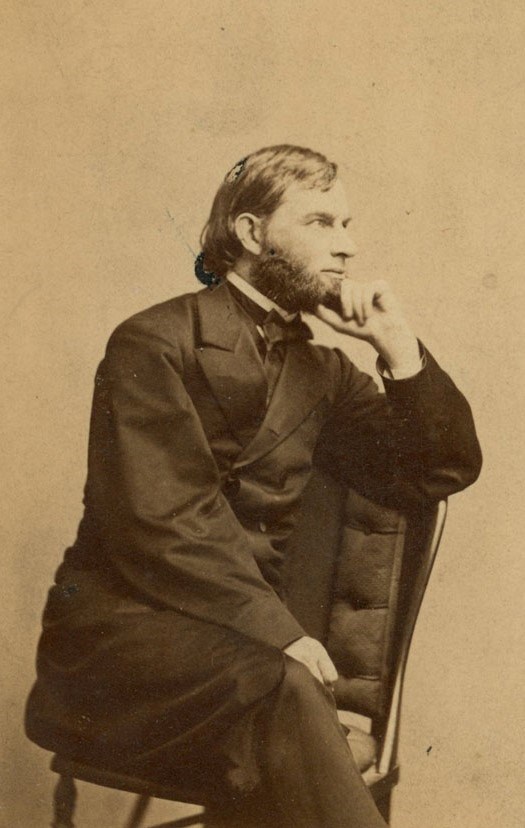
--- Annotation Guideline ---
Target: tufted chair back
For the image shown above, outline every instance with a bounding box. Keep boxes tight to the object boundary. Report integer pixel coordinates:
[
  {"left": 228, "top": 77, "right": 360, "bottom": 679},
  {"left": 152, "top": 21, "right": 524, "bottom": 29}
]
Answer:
[{"left": 283, "top": 467, "right": 442, "bottom": 730}]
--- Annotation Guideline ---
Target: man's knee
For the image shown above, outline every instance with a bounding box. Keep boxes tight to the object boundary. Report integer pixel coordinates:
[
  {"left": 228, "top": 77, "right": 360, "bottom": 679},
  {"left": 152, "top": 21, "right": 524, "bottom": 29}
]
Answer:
[
  {"left": 276, "top": 656, "right": 337, "bottom": 722},
  {"left": 258, "top": 657, "right": 350, "bottom": 785}
]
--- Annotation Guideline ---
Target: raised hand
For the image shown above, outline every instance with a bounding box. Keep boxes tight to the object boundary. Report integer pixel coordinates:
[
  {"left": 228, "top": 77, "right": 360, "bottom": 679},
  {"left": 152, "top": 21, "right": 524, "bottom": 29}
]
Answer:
[{"left": 316, "top": 279, "right": 421, "bottom": 375}]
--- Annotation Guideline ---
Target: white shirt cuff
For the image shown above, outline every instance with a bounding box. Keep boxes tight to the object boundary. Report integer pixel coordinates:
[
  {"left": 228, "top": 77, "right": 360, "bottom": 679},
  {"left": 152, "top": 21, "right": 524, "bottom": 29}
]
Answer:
[{"left": 376, "top": 351, "right": 426, "bottom": 381}]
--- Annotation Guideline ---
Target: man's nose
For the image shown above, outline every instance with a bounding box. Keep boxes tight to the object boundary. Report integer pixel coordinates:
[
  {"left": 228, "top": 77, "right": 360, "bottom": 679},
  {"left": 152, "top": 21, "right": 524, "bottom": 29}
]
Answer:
[{"left": 331, "top": 228, "right": 357, "bottom": 260}]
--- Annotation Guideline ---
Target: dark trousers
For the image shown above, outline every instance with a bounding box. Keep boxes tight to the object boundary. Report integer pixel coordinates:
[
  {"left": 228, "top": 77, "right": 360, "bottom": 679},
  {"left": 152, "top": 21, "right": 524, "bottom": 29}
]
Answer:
[
  {"left": 206, "top": 658, "right": 388, "bottom": 828},
  {"left": 28, "top": 604, "right": 389, "bottom": 827}
]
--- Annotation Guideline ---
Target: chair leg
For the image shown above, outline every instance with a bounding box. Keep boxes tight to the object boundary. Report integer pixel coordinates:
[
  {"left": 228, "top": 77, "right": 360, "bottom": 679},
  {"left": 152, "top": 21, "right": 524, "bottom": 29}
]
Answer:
[
  {"left": 52, "top": 774, "right": 77, "bottom": 828},
  {"left": 124, "top": 794, "right": 151, "bottom": 828}
]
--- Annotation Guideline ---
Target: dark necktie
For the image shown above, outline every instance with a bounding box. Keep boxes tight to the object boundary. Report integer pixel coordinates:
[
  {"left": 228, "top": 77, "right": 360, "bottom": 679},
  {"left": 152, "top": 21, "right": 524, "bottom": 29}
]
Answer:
[
  {"left": 261, "top": 309, "right": 312, "bottom": 348},
  {"left": 261, "top": 310, "right": 312, "bottom": 403}
]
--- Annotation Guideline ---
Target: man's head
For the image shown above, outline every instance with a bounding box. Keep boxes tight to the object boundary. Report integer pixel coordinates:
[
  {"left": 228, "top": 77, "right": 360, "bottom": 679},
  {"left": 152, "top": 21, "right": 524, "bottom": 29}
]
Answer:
[{"left": 199, "top": 145, "right": 357, "bottom": 313}]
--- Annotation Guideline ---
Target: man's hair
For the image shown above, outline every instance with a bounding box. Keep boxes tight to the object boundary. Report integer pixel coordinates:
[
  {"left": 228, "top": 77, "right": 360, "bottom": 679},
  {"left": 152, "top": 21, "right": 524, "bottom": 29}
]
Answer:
[{"left": 199, "top": 145, "right": 338, "bottom": 279}]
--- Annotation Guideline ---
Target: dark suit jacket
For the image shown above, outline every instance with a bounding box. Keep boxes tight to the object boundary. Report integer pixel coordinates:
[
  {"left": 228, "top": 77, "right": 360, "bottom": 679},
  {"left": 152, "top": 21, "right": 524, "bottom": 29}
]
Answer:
[{"left": 25, "top": 281, "right": 481, "bottom": 779}]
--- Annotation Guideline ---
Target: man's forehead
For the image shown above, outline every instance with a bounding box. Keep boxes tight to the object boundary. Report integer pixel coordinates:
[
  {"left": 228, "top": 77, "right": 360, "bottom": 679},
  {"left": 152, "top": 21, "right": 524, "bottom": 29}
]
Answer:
[{"left": 278, "top": 179, "right": 350, "bottom": 217}]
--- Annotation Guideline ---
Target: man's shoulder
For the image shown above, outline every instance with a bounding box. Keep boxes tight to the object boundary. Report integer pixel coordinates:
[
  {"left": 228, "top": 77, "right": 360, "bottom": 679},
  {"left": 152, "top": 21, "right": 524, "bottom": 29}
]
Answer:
[{"left": 109, "top": 289, "right": 203, "bottom": 347}]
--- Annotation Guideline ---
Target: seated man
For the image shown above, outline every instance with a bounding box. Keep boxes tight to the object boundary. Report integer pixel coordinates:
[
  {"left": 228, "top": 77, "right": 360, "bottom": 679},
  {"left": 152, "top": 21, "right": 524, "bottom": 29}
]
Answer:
[{"left": 26, "top": 145, "right": 482, "bottom": 828}]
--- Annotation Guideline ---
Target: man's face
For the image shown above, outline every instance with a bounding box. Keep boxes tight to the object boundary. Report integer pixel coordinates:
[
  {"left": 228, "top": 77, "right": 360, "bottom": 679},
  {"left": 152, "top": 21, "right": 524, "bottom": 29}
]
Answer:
[{"left": 250, "top": 178, "right": 357, "bottom": 313}]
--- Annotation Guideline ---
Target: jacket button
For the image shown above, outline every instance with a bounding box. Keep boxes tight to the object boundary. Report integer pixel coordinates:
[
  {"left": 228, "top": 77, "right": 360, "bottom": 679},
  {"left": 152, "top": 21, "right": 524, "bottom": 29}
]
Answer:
[
  {"left": 259, "top": 521, "right": 267, "bottom": 533},
  {"left": 223, "top": 475, "right": 240, "bottom": 497}
]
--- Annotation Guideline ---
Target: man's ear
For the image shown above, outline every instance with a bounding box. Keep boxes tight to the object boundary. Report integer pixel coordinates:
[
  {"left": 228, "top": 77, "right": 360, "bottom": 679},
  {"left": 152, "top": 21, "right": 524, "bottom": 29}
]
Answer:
[{"left": 233, "top": 213, "right": 264, "bottom": 256}]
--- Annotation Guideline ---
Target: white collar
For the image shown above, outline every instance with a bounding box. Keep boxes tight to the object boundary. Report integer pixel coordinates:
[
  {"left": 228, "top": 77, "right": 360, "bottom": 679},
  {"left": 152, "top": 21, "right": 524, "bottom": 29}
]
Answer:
[{"left": 226, "top": 271, "right": 298, "bottom": 322}]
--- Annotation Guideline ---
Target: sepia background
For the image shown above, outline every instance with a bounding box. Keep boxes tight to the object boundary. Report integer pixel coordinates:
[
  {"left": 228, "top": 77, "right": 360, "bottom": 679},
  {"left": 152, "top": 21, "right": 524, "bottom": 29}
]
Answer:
[{"left": 2, "top": 2, "right": 524, "bottom": 826}]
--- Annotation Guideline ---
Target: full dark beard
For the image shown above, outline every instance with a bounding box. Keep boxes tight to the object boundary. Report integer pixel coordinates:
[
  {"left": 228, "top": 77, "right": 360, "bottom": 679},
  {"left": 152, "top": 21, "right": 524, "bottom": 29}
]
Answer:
[{"left": 250, "top": 253, "right": 342, "bottom": 314}]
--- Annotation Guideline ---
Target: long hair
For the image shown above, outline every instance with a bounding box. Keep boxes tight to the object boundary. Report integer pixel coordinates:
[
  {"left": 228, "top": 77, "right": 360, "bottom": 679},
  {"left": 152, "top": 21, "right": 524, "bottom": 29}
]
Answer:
[{"left": 199, "top": 145, "right": 337, "bottom": 280}]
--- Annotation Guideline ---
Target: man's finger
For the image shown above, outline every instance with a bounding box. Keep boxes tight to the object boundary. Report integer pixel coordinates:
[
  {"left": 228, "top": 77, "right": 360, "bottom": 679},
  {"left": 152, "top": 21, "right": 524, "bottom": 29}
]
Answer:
[
  {"left": 317, "top": 651, "right": 338, "bottom": 685},
  {"left": 312, "top": 666, "right": 326, "bottom": 685},
  {"left": 353, "top": 283, "right": 366, "bottom": 326},
  {"left": 340, "top": 280, "right": 360, "bottom": 323},
  {"left": 304, "top": 660, "right": 325, "bottom": 685},
  {"left": 369, "top": 279, "right": 392, "bottom": 311},
  {"left": 315, "top": 305, "right": 366, "bottom": 338},
  {"left": 315, "top": 304, "right": 346, "bottom": 328},
  {"left": 362, "top": 282, "right": 377, "bottom": 321}
]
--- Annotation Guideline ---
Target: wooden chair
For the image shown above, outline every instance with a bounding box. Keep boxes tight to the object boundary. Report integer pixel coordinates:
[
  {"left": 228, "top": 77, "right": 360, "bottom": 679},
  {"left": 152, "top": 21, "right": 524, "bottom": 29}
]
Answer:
[{"left": 49, "top": 469, "right": 447, "bottom": 827}]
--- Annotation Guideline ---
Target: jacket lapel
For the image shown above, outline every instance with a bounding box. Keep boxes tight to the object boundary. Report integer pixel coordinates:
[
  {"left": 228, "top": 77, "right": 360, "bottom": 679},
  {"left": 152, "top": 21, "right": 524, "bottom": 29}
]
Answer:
[
  {"left": 195, "top": 284, "right": 268, "bottom": 439},
  {"left": 234, "top": 340, "right": 331, "bottom": 469},
  {"left": 195, "top": 282, "right": 331, "bottom": 466}
]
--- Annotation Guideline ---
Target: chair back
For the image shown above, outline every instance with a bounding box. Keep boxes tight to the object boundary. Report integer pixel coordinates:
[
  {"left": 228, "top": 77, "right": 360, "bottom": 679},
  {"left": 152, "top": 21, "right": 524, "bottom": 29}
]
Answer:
[{"left": 283, "top": 467, "right": 447, "bottom": 772}]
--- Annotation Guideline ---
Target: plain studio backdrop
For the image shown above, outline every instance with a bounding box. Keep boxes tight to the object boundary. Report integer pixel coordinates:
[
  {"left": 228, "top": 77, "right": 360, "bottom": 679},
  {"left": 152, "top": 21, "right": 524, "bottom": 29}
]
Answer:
[{"left": 2, "top": 2, "right": 524, "bottom": 826}]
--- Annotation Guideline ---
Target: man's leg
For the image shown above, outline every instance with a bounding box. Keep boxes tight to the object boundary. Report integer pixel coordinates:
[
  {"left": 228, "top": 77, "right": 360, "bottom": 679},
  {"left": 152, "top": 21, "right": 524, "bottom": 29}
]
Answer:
[{"left": 208, "top": 657, "right": 388, "bottom": 828}]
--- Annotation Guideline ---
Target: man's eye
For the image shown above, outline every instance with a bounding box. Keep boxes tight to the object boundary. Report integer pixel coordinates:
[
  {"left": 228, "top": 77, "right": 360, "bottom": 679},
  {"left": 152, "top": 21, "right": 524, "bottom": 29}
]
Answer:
[{"left": 310, "top": 218, "right": 328, "bottom": 227}]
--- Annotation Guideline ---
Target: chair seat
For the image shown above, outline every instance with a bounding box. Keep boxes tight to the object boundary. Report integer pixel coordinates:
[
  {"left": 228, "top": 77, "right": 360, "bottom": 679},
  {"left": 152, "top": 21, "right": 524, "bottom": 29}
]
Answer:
[
  {"left": 51, "top": 710, "right": 377, "bottom": 803},
  {"left": 50, "top": 754, "right": 206, "bottom": 806}
]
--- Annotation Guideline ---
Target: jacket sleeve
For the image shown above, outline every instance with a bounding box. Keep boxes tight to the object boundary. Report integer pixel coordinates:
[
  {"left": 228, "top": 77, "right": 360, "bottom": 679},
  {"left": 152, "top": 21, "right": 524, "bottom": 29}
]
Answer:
[
  {"left": 314, "top": 344, "right": 482, "bottom": 509},
  {"left": 84, "top": 320, "right": 305, "bottom": 649}
]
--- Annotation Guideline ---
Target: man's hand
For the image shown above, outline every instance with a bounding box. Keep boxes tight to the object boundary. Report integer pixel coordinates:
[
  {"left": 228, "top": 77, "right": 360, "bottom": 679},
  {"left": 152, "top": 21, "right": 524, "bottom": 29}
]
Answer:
[
  {"left": 283, "top": 636, "right": 338, "bottom": 687},
  {"left": 316, "top": 279, "right": 421, "bottom": 375}
]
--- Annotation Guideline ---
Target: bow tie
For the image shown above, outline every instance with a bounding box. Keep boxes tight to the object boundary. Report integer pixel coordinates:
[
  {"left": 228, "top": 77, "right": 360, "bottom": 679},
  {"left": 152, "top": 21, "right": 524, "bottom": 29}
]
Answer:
[{"left": 261, "top": 309, "right": 313, "bottom": 347}]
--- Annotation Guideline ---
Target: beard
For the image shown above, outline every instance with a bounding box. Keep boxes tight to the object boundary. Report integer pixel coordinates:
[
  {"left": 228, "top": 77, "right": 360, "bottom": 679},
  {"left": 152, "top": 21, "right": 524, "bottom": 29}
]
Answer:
[{"left": 250, "top": 248, "right": 342, "bottom": 314}]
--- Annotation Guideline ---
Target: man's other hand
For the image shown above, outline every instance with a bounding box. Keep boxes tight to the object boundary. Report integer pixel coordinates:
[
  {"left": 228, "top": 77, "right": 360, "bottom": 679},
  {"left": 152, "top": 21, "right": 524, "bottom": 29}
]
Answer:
[{"left": 283, "top": 636, "right": 338, "bottom": 687}]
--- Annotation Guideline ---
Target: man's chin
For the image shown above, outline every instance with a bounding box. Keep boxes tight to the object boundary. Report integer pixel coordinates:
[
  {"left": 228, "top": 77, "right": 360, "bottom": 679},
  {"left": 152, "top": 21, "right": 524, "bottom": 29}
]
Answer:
[{"left": 290, "top": 287, "right": 340, "bottom": 315}]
